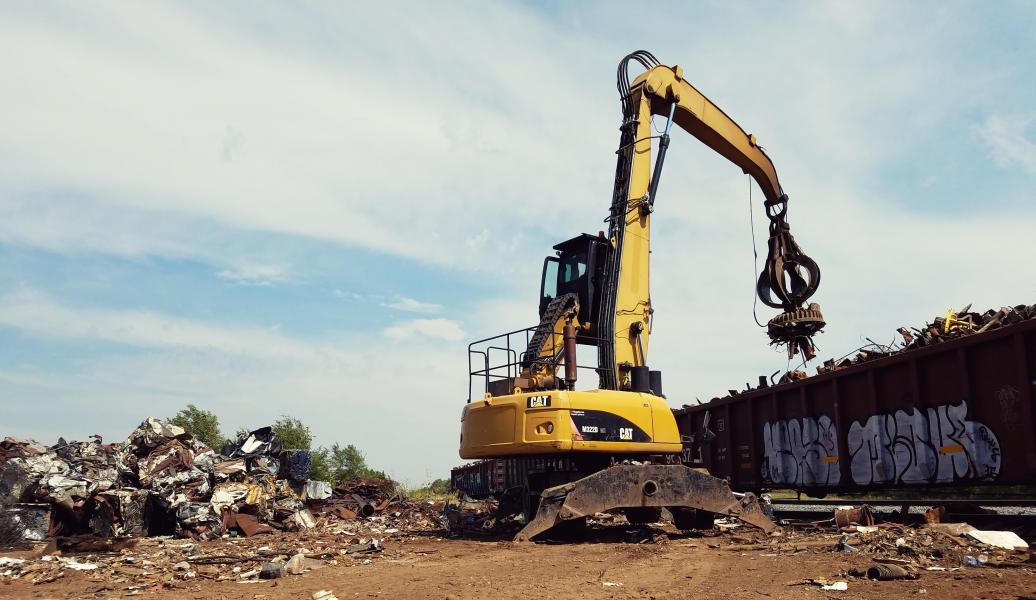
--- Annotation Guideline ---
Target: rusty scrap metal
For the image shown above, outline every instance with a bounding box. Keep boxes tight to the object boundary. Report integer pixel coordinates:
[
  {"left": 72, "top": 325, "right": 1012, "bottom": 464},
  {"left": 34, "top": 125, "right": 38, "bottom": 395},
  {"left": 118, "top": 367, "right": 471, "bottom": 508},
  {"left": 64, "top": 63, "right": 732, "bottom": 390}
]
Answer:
[
  {"left": 0, "top": 417, "right": 409, "bottom": 544},
  {"left": 723, "top": 302, "right": 1036, "bottom": 397},
  {"left": 227, "top": 513, "right": 273, "bottom": 537},
  {"left": 923, "top": 505, "right": 946, "bottom": 525},
  {"left": 817, "top": 303, "right": 1036, "bottom": 376},
  {"left": 777, "top": 370, "right": 808, "bottom": 385},
  {"left": 866, "top": 563, "right": 917, "bottom": 580},
  {"left": 834, "top": 505, "right": 875, "bottom": 528}
]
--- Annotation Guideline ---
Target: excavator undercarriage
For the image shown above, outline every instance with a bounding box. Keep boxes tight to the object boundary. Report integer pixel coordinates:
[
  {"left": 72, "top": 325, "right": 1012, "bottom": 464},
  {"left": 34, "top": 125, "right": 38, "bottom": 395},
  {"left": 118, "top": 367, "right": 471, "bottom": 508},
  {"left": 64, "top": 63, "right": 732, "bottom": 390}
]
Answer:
[
  {"left": 451, "top": 456, "right": 774, "bottom": 541},
  {"left": 516, "top": 463, "right": 773, "bottom": 541}
]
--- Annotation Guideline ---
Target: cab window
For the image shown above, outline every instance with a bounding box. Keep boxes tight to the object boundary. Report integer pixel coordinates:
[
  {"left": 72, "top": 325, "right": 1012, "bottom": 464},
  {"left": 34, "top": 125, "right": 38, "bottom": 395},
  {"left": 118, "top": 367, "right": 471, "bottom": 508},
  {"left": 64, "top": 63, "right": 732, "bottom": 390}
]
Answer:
[
  {"left": 541, "top": 257, "right": 559, "bottom": 300},
  {"left": 560, "top": 252, "right": 587, "bottom": 283}
]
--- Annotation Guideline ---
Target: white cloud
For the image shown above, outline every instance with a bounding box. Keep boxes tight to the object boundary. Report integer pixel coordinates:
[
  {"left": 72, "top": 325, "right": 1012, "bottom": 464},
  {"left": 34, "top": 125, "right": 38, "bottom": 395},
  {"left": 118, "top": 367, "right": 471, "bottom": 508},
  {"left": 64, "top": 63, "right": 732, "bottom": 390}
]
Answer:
[
  {"left": 0, "top": 198, "right": 303, "bottom": 283},
  {"left": 216, "top": 263, "right": 290, "bottom": 286},
  {"left": 0, "top": 290, "right": 468, "bottom": 483},
  {"left": 0, "top": 2, "right": 1025, "bottom": 279},
  {"left": 0, "top": 198, "right": 210, "bottom": 261},
  {"left": 382, "top": 318, "right": 465, "bottom": 342},
  {"left": 0, "top": 288, "right": 347, "bottom": 365},
  {"left": 382, "top": 296, "right": 443, "bottom": 314},
  {"left": 335, "top": 293, "right": 444, "bottom": 315},
  {"left": 333, "top": 289, "right": 365, "bottom": 301},
  {"left": 0, "top": 2, "right": 603, "bottom": 271},
  {"left": 977, "top": 114, "right": 1036, "bottom": 173}
]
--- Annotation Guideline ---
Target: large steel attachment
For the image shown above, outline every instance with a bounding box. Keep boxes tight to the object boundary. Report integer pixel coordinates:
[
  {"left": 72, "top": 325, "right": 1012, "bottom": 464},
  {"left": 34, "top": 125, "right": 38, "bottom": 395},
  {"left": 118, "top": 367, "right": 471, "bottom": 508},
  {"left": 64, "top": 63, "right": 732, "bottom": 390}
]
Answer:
[
  {"left": 755, "top": 194, "right": 825, "bottom": 358},
  {"left": 514, "top": 464, "right": 775, "bottom": 542}
]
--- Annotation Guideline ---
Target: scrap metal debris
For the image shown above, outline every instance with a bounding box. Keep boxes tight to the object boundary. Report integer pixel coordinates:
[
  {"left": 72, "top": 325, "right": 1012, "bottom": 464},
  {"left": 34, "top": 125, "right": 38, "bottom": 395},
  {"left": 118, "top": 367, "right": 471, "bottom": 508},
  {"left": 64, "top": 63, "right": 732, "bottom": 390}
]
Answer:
[
  {"left": 0, "top": 489, "right": 1031, "bottom": 594},
  {"left": 864, "top": 563, "right": 917, "bottom": 580},
  {"left": 834, "top": 505, "right": 875, "bottom": 528},
  {"left": 0, "top": 418, "right": 445, "bottom": 592},
  {"left": 0, "top": 521, "right": 425, "bottom": 590},
  {"left": 816, "top": 303, "right": 1036, "bottom": 376},
  {"left": 0, "top": 418, "right": 440, "bottom": 547},
  {"left": 2, "top": 419, "right": 1031, "bottom": 594},
  {"left": 709, "top": 302, "right": 1036, "bottom": 399},
  {"left": 442, "top": 499, "right": 524, "bottom": 536}
]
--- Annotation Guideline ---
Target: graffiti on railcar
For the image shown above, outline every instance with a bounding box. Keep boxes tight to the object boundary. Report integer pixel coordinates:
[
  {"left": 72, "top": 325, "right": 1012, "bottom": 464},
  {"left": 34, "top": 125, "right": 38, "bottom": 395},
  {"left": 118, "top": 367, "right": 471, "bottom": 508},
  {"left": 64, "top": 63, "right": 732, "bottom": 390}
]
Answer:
[
  {"left": 847, "top": 400, "right": 1001, "bottom": 486},
  {"left": 760, "top": 415, "right": 841, "bottom": 486},
  {"left": 995, "top": 384, "right": 1021, "bottom": 433}
]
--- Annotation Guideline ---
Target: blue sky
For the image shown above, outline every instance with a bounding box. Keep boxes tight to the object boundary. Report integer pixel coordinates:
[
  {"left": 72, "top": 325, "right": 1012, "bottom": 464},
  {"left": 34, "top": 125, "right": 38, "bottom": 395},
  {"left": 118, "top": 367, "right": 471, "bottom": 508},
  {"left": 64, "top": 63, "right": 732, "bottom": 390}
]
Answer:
[{"left": 1, "top": 1, "right": 1035, "bottom": 483}]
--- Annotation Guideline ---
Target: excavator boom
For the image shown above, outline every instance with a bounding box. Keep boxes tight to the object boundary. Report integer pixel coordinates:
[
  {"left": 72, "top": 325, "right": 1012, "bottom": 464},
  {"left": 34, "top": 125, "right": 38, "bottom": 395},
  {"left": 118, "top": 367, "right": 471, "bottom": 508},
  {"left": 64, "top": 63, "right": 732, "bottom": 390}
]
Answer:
[
  {"left": 598, "top": 51, "right": 822, "bottom": 391},
  {"left": 633, "top": 63, "right": 784, "bottom": 203}
]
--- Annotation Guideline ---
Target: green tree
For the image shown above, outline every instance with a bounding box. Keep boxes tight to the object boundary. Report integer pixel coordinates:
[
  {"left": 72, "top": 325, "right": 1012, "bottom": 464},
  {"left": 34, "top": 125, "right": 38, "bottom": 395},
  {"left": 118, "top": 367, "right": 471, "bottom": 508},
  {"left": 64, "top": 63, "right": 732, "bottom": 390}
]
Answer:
[
  {"left": 270, "top": 415, "right": 313, "bottom": 450},
  {"left": 264, "top": 416, "right": 387, "bottom": 484},
  {"left": 309, "top": 447, "right": 333, "bottom": 482},
  {"left": 169, "top": 404, "right": 227, "bottom": 450},
  {"left": 329, "top": 443, "right": 366, "bottom": 481},
  {"left": 326, "top": 443, "right": 390, "bottom": 482},
  {"left": 269, "top": 416, "right": 337, "bottom": 481},
  {"left": 427, "top": 478, "right": 451, "bottom": 495}
]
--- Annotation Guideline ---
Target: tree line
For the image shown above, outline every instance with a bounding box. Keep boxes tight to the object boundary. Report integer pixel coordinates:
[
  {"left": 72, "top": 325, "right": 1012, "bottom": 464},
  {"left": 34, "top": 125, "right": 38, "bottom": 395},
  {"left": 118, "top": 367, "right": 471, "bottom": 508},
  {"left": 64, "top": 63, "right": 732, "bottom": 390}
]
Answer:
[{"left": 169, "top": 404, "right": 389, "bottom": 485}]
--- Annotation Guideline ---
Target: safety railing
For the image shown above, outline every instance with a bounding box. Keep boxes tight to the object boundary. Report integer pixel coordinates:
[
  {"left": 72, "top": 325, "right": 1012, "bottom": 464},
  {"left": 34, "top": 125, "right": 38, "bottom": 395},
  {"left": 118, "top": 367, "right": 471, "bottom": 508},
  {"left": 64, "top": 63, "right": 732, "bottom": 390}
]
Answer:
[{"left": 467, "top": 325, "right": 603, "bottom": 402}]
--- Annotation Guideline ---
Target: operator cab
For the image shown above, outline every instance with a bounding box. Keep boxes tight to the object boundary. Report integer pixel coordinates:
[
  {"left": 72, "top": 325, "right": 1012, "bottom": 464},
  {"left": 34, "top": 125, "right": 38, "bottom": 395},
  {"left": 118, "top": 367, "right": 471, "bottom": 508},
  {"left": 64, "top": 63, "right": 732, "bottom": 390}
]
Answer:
[{"left": 539, "top": 233, "right": 611, "bottom": 341}]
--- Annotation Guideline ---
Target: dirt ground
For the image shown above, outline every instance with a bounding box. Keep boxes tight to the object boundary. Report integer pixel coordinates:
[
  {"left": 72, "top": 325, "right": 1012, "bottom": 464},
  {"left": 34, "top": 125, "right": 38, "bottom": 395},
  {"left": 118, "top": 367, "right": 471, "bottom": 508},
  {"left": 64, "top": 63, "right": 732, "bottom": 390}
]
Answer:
[{"left": 3, "top": 528, "right": 1035, "bottom": 600}]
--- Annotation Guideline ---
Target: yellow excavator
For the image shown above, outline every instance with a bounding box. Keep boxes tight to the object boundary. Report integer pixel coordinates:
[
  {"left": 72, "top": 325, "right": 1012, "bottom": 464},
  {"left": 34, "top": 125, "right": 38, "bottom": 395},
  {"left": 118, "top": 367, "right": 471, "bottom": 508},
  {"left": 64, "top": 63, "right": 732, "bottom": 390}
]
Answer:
[{"left": 454, "top": 51, "right": 824, "bottom": 541}]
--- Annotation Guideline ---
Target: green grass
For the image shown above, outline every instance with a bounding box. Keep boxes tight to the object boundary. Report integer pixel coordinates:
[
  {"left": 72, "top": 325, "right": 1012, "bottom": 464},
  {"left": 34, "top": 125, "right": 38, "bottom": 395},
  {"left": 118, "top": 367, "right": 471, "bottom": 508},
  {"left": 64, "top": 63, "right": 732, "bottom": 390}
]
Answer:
[{"left": 404, "top": 487, "right": 458, "bottom": 502}]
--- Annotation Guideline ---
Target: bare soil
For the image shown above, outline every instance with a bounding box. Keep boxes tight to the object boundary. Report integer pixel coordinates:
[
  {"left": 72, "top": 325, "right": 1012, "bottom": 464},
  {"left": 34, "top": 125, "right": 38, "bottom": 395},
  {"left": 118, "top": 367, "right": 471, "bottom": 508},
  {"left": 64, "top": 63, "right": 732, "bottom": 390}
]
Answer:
[{"left": 3, "top": 530, "right": 1035, "bottom": 600}]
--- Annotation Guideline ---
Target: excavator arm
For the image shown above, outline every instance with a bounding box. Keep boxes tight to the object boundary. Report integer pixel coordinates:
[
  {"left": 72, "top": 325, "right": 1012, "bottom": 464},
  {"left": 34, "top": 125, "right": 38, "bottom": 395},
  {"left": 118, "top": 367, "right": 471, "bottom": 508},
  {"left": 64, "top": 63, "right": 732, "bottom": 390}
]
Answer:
[
  {"left": 598, "top": 51, "right": 823, "bottom": 391},
  {"left": 633, "top": 63, "right": 784, "bottom": 203}
]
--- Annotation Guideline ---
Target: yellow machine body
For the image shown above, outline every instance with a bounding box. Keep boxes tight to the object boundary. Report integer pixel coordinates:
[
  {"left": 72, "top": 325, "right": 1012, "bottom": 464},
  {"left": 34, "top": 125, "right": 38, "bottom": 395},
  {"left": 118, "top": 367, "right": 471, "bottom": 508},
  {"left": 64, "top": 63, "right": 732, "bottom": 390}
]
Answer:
[
  {"left": 452, "top": 51, "right": 800, "bottom": 539},
  {"left": 459, "top": 61, "right": 787, "bottom": 460},
  {"left": 459, "top": 389, "right": 682, "bottom": 459}
]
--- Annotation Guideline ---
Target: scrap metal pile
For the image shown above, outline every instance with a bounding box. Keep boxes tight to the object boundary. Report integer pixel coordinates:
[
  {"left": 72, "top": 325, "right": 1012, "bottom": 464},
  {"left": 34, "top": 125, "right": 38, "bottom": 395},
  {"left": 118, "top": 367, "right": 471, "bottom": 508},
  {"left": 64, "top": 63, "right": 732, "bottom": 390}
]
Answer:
[
  {"left": 751, "top": 506, "right": 1033, "bottom": 590},
  {"left": 708, "top": 303, "right": 1036, "bottom": 400},
  {"left": 0, "top": 417, "right": 437, "bottom": 544},
  {"left": 816, "top": 303, "right": 1036, "bottom": 376},
  {"left": 308, "top": 478, "right": 396, "bottom": 521},
  {"left": 0, "top": 506, "right": 439, "bottom": 589}
]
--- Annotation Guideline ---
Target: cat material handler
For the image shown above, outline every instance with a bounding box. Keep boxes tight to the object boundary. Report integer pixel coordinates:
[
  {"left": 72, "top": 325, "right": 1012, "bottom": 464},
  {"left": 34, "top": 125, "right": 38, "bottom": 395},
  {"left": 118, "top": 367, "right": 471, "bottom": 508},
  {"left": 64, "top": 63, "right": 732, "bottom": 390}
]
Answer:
[{"left": 455, "top": 51, "right": 824, "bottom": 541}]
